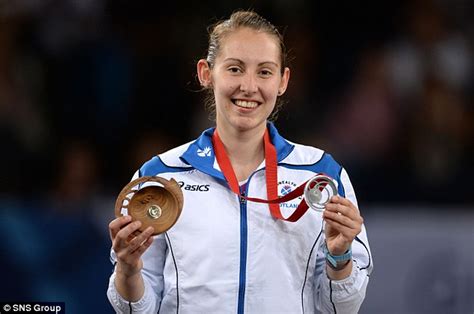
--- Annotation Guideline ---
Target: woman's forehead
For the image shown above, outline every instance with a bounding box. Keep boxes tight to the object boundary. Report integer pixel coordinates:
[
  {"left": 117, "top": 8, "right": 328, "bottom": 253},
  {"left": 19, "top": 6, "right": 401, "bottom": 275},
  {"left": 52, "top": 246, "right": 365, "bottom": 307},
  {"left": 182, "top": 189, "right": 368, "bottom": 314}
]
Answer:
[{"left": 216, "top": 28, "right": 281, "bottom": 64}]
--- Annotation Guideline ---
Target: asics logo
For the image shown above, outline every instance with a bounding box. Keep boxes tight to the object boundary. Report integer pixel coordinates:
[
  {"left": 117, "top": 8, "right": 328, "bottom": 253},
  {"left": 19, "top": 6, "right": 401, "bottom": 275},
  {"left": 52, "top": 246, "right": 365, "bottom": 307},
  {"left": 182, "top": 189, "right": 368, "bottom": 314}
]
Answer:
[{"left": 178, "top": 181, "right": 210, "bottom": 192}]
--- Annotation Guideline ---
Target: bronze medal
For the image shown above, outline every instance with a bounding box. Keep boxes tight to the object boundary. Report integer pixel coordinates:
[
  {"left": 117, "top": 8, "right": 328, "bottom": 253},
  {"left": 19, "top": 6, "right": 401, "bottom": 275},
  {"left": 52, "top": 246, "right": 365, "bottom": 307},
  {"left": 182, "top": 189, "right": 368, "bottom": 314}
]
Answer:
[{"left": 115, "top": 176, "right": 184, "bottom": 235}]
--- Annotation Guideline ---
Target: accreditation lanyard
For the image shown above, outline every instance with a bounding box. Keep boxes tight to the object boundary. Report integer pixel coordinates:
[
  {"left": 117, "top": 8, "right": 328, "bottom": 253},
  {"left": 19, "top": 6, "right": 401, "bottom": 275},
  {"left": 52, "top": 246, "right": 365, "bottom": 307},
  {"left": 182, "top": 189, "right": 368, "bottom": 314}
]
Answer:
[{"left": 212, "top": 128, "right": 312, "bottom": 222}]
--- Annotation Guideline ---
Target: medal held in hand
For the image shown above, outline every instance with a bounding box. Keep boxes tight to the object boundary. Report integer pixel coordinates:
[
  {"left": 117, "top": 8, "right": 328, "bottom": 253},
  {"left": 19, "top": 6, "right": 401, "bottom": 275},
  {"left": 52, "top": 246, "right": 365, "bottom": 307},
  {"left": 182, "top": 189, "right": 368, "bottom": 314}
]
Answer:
[
  {"left": 303, "top": 174, "right": 338, "bottom": 212},
  {"left": 115, "top": 176, "right": 184, "bottom": 235}
]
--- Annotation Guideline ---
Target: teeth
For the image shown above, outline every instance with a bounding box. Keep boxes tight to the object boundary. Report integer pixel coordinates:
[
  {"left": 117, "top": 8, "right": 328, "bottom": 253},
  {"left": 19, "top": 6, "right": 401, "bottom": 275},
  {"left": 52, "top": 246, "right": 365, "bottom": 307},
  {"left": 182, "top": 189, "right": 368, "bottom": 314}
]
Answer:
[{"left": 235, "top": 100, "right": 258, "bottom": 108}]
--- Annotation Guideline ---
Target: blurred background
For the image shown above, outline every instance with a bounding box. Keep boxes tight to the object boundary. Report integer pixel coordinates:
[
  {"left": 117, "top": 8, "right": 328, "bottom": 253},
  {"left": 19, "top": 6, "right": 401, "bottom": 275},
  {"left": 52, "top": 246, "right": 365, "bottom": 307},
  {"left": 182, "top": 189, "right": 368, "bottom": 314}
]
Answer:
[{"left": 0, "top": 0, "right": 472, "bottom": 313}]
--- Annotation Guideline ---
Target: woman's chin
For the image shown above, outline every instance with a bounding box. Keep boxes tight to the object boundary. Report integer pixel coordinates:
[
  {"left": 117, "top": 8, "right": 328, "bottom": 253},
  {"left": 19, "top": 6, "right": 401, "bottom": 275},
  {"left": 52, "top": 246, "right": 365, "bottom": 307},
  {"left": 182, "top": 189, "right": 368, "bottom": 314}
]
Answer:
[{"left": 228, "top": 117, "right": 267, "bottom": 132}]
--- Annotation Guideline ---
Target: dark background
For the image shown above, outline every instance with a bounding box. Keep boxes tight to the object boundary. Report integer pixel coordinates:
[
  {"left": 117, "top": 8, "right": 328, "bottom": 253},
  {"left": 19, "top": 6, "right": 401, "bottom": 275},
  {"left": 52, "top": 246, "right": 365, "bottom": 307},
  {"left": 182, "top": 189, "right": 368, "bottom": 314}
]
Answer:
[{"left": 1, "top": 0, "right": 472, "bottom": 313}]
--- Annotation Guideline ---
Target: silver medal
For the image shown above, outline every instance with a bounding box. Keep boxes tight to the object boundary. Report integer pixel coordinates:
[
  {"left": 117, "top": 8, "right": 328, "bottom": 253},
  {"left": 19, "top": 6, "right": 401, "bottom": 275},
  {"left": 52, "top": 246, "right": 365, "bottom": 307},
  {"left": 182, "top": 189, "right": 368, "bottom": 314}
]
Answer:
[{"left": 304, "top": 174, "right": 338, "bottom": 212}]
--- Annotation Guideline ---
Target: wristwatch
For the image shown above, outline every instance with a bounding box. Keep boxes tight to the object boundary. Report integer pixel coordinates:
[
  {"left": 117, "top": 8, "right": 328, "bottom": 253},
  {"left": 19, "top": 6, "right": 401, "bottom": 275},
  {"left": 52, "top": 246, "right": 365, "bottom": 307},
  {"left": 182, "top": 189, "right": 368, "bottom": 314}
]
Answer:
[{"left": 324, "top": 242, "right": 352, "bottom": 270}]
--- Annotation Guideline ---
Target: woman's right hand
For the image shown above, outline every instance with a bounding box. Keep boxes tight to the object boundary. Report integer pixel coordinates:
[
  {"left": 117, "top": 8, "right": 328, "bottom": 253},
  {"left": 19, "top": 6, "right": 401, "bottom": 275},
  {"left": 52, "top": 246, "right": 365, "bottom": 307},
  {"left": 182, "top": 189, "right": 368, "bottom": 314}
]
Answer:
[{"left": 109, "top": 215, "right": 155, "bottom": 277}]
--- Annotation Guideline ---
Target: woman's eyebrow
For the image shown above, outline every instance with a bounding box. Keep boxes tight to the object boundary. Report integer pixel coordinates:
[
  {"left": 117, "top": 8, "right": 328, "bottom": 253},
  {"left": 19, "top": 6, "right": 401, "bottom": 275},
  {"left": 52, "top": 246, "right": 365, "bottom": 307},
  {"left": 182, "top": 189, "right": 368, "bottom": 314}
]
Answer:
[{"left": 223, "top": 58, "right": 244, "bottom": 64}]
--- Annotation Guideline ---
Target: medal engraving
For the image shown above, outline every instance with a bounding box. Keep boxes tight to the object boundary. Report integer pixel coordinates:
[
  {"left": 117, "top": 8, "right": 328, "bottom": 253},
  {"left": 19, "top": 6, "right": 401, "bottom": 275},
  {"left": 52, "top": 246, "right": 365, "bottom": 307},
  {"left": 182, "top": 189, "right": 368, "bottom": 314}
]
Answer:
[{"left": 148, "top": 205, "right": 162, "bottom": 219}]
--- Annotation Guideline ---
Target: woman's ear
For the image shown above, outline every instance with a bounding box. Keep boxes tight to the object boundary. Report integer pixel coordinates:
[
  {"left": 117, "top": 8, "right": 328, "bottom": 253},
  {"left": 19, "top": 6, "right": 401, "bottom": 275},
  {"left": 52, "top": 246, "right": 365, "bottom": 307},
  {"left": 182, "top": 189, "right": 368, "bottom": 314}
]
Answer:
[
  {"left": 278, "top": 67, "right": 290, "bottom": 96},
  {"left": 197, "top": 59, "right": 212, "bottom": 88}
]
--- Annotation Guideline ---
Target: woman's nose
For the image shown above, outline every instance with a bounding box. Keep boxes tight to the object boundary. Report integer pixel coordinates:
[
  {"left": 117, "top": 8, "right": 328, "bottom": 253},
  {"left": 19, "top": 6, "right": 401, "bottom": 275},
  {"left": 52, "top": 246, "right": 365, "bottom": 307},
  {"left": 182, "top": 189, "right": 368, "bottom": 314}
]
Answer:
[{"left": 240, "top": 73, "right": 258, "bottom": 94}]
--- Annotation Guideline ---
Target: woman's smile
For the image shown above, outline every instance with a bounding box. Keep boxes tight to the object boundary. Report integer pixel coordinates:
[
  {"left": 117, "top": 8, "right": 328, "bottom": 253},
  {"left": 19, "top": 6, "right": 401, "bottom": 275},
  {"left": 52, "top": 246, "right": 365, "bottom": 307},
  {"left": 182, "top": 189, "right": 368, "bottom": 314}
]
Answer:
[{"left": 232, "top": 99, "right": 261, "bottom": 109}]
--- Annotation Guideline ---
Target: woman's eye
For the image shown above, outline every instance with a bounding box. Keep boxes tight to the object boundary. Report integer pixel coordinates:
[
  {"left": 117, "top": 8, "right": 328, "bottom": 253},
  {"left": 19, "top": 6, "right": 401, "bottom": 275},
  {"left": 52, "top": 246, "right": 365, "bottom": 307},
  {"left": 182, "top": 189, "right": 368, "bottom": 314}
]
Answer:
[
  {"left": 228, "top": 67, "right": 241, "bottom": 73},
  {"left": 260, "top": 70, "right": 273, "bottom": 76}
]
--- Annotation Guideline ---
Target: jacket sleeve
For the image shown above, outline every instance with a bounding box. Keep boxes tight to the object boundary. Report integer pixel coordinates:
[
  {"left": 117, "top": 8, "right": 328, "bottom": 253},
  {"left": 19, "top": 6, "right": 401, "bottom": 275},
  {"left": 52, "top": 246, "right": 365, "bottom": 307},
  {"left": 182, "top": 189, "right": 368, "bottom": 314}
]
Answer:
[
  {"left": 107, "top": 233, "right": 168, "bottom": 313},
  {"left": 314, "top": 168, "right": 373, "bottom": 313}
]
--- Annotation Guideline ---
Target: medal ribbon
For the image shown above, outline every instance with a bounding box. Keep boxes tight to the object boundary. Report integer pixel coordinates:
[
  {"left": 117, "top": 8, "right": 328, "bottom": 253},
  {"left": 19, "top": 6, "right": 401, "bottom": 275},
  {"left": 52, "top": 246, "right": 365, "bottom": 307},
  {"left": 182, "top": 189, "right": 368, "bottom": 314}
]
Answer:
[{"left": 212, "top": 128, "right": 315, "bottom": 222}]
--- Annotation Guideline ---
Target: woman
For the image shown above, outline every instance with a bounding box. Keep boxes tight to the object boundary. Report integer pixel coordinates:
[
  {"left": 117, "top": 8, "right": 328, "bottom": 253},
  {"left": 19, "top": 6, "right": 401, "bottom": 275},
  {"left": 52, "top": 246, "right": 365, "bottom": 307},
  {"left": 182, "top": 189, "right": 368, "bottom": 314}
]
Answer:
[{"left": 108, "top": 10, "right": 372, "bottom": 314}]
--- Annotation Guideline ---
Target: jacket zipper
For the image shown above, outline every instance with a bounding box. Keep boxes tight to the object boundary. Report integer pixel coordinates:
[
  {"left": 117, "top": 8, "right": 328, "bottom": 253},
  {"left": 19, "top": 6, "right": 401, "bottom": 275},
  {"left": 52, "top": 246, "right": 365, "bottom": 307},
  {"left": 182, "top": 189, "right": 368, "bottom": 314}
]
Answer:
[{"left": 237, "top": 186, "right": 248, "bottom": 314}]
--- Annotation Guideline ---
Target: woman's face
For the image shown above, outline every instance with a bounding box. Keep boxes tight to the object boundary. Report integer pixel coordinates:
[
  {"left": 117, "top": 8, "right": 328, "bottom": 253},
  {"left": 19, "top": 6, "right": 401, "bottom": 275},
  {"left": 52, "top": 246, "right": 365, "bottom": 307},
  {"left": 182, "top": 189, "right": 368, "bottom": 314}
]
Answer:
[{"left": 200, "top": 27, "right": 290, "bottom": 134}]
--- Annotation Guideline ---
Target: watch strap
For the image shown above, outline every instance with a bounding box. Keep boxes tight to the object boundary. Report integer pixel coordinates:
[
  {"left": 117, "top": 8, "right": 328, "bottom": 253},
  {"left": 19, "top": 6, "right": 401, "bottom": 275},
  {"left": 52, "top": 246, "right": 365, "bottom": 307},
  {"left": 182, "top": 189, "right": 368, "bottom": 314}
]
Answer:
[{"left": 324, "top": 242, "right": 352, "bottom": 269}]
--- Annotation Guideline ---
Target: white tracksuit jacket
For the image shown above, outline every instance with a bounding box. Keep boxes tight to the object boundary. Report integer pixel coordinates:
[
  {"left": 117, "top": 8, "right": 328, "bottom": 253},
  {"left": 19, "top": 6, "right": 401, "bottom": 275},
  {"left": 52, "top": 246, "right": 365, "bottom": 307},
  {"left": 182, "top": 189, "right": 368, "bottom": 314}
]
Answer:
[{"left": 107, "top": 123, "right": 373, "bottom": 314}]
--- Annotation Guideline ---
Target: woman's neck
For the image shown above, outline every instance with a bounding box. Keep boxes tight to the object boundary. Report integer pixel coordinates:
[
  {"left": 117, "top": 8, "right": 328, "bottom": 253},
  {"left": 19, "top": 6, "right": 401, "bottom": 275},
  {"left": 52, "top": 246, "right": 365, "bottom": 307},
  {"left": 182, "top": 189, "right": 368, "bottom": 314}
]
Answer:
[{"left": 216, "top": 124, "right": 266, "bottom": 182}]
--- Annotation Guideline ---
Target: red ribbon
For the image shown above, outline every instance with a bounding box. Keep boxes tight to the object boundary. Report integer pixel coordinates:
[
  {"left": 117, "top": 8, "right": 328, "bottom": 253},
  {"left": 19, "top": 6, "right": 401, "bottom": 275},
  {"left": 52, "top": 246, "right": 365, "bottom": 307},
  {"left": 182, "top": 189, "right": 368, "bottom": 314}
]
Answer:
[{"left": 212, "top": 128, "right": 313, "bottom": 222}]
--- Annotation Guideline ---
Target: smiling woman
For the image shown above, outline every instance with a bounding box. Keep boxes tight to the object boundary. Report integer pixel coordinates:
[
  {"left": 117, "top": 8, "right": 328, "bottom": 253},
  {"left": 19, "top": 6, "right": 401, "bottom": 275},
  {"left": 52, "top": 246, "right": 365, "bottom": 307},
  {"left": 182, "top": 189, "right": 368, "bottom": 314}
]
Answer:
[
  {"left": 198, "top": 27, "right": 289, "bottom": 143},
  {"left": 107, "top": 10, "right": 373, "bottom": 314},
  {"left": 200, "top": 11, "right": 289, "bottom": 124}
]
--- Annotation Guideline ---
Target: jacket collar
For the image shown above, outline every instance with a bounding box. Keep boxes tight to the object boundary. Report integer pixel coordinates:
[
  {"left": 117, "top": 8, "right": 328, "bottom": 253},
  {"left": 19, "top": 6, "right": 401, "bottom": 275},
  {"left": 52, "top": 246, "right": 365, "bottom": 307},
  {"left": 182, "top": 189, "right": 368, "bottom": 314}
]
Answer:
[{"left": 180, "top": 122, "right": 294, "bottom": 180}]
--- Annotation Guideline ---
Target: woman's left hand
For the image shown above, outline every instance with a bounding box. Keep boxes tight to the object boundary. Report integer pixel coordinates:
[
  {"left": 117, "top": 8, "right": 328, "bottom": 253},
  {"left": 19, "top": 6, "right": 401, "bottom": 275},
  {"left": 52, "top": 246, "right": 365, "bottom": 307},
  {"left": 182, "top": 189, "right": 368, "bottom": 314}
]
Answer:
[{"left": 323, "top": 195, "right": 363, "bottom": 255}]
